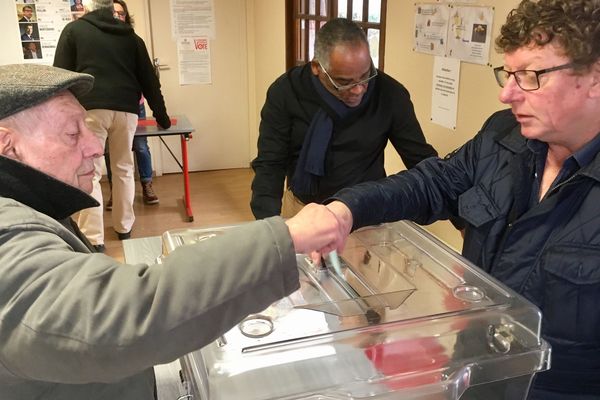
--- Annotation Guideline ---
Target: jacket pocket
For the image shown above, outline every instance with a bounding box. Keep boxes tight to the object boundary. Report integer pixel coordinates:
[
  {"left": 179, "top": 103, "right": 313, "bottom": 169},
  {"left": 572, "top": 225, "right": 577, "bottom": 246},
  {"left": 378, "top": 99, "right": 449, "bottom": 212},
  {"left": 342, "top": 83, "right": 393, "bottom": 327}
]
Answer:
[
  {"left": 458, "top": 184, "right": 500, "bottom": 227},
  {"left": 541, "top": 244, "right": 600, "bottom": 344}
]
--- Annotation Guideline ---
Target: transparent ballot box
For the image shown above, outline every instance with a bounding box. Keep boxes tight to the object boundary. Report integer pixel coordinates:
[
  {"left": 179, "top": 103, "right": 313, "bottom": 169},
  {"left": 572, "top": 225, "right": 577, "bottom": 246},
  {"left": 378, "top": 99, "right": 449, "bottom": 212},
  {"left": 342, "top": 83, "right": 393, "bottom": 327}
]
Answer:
[{"left": 161, "top": 221, "right": 550, "bottom": 400}]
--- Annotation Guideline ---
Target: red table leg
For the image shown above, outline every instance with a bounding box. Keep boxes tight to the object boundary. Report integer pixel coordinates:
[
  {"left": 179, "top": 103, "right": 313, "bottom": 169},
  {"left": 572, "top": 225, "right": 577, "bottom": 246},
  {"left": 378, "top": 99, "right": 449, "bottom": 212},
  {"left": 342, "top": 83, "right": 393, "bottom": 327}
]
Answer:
[{"left": 180, "top": 134, "right": 194, "bottom": 222}]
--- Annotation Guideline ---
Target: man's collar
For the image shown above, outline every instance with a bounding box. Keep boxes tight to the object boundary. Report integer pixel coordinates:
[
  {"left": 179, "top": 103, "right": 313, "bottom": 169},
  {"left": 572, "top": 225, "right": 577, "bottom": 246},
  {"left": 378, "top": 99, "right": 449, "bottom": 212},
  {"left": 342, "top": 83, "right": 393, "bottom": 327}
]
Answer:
[
  {"left": 498, "top": 127, "right": 600, "bottom": 182},
  {"left": 0, "top": 156, "right": 98, "bottom": 220}
]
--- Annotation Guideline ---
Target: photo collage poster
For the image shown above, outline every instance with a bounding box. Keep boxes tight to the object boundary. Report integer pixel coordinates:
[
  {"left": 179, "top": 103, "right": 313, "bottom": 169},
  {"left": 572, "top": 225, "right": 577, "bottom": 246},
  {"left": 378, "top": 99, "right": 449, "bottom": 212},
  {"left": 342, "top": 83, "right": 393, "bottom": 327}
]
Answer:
[{"left": 15, "top": 0, "right": 84, "bottom": 63}]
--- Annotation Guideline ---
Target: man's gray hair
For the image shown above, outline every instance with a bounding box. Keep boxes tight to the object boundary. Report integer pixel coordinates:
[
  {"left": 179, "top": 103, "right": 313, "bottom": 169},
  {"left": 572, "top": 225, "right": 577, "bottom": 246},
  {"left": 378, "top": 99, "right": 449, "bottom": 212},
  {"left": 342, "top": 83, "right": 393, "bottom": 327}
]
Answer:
[
  {"left": 82, "top": 0, "right": 114, "bottom": 12},
  {"left": 314, "top": 18, "right": 369, "bottom": 69}
]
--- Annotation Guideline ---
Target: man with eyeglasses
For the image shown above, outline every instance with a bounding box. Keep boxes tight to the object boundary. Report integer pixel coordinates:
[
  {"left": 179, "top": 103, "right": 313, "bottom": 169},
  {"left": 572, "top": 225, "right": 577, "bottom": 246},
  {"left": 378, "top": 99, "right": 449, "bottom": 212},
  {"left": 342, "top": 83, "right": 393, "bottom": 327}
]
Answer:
[
  {"left": 309, "top": 1, "right": 600, "bottom": 399},
  {"left": 250, "top": 18, "right": 437, "bottom": 220}
]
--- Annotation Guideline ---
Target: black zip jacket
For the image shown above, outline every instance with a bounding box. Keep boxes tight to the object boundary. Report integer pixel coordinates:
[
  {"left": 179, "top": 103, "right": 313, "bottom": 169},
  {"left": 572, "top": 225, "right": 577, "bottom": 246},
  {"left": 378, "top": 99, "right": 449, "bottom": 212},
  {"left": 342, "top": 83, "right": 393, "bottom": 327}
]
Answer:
[{"left": 250, "top": 63, "right": 437, "bottom": 219}]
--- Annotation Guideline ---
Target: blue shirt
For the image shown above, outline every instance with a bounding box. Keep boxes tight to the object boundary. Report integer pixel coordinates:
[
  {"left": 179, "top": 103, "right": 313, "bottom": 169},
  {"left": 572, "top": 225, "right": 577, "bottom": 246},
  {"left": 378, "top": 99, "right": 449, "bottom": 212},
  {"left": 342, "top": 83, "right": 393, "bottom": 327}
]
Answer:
[{"left": 528, "top": 132, "right": 600, "bottom": 206}]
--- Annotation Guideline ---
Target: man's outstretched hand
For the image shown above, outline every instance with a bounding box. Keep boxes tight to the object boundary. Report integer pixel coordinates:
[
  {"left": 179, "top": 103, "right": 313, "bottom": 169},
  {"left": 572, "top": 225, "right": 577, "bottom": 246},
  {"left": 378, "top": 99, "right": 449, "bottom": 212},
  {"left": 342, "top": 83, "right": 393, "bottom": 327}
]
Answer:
[{"left": 285, "top": 201, "right": 354, "bottom": 263}]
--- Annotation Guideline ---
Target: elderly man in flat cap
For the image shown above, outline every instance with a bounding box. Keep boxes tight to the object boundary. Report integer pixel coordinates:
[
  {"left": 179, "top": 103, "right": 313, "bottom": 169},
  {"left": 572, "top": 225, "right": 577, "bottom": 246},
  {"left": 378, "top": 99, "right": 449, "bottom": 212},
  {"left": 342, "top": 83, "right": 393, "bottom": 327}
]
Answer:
[{"left": 0, "top": 64, "right": 342, "bottom": 399}]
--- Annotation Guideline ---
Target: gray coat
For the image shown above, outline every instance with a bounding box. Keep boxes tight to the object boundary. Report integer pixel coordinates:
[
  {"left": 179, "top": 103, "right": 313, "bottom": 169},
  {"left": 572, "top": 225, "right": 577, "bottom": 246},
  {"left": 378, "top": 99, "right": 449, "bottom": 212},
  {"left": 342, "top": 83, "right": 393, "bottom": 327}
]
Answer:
[{"left": 0, "top": 156, "right": 299, "bottom": 399}]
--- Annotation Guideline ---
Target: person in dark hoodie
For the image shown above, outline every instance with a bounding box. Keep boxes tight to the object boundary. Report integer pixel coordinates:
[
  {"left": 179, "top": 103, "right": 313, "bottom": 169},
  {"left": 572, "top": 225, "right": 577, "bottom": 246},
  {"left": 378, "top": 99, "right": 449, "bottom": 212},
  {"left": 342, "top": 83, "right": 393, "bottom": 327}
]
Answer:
[{"left": 53, "top": 0, "right": 170, "bottom": 252}]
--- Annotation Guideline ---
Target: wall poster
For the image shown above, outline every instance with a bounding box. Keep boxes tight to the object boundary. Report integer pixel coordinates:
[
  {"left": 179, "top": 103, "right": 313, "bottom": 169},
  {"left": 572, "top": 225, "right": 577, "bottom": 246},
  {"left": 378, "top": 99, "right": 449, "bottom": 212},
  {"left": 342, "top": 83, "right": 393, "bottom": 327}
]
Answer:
[
  {"left": 414, "top": 3, "right": 449, "bottom": 57},
  {"left": 14, "top": 0, "right": 85, "bottom": 64},
  {"left": 170, "top": 0, "right": 215, "bottom": 39},
  {"left": 170, "top": 0, "right": 215, "bottom": 85},
  {"left": 177, "top": 37, "right": 211, "bottom": 85},
  {"left": 414, "top": 3, "right": 494, "bottom": 65},
  {"left": 431, "top": 56, "right": 460, "bottom": 130},
  {"left": 447, "top": 5, "right": 494, "bottom": 65}
]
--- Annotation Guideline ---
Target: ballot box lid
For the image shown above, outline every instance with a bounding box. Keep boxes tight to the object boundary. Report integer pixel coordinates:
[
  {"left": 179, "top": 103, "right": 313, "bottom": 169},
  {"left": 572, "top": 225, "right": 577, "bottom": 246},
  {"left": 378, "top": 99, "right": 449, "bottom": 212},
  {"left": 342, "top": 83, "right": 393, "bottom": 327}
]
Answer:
[{"left": 162, "top": 221, "right": 550, "bottom": 400}]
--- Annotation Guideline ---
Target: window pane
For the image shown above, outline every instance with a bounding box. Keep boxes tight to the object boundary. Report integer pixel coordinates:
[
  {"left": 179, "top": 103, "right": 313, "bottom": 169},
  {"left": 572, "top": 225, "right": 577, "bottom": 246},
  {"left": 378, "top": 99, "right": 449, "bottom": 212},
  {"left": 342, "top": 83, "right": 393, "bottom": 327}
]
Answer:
[
  {"left": 320, "top": 0, "right": 328, "bottom": 16},
  {"left": 353, "top": 0, "right": 363, "bottom": 21},
  {"left": 309, "top": 20, "right": 317, "bottom": 60},
  {"left": 337, "top": 0, "right": 347, "bottom": 17},
  {"left": 368, "top": 0, "right": 381, "bottom": 23},
  {"left": 290, "top": 0, "right": 386, "bottom": 71},
  {"left": 299, "top": 19, "right": 306, "bottom": 63},
  {"left": 367, "top": 28, "right": 380, "bottom": 67}
]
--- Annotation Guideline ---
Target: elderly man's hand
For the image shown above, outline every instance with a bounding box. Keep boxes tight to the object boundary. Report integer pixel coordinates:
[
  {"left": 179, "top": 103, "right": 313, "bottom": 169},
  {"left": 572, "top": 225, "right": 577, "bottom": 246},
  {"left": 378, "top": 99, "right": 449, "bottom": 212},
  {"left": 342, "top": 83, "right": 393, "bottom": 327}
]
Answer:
[{"left": 284, "top": 203, "right": 348, "bottom": 255}]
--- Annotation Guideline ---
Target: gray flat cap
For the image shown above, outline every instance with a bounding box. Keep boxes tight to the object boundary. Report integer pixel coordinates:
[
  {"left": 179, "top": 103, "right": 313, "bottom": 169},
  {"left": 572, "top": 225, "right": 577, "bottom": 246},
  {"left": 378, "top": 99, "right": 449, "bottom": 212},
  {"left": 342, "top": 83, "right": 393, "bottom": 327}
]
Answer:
[{"left": 0, "top": 64, "right": 93, "bottom": 120}]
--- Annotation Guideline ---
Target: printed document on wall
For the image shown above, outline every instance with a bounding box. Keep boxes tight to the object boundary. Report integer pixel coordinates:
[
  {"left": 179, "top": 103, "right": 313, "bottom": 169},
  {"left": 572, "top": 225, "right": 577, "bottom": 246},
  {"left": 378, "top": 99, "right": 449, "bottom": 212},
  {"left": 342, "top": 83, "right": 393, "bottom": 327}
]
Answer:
[
  {"left": 447, "top": 5, "right": 493, "bottom": 65},
  {"left": 170, "top": 0, "right": 215, "bottom": 39},
  {"left": 178, "top": 37, "right": 211, "bottom": 85},
  {"left": 431, "top": 56, "right": 460, "bottom": 130},
  {"left": 13, "top": 0, "right": 74, "bottom": 64},
  {"left": 414, "top": 3, "right": 449, "bottom": 57}
]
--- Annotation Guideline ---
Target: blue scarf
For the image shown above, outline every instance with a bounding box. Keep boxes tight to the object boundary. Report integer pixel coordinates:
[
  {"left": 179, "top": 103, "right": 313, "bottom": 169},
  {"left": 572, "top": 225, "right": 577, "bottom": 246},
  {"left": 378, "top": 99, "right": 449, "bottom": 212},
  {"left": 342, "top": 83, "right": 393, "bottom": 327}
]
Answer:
[{"left": 291, "top": 74, "right": 375, "bottom": 197}]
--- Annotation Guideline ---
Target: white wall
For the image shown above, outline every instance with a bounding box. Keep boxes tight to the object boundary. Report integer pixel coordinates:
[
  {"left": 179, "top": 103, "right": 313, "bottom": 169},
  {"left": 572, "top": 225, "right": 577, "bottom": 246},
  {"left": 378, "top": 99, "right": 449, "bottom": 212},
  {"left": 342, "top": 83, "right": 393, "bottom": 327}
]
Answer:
[
  {"left": 381, "top": 1, "right": 519, "bottom": 250},
  {"left": 140, "top": 0, "right": 251, "bottom": 172},
  {"left": 246, "top": 0, "right": 286, "bottom": 162}
]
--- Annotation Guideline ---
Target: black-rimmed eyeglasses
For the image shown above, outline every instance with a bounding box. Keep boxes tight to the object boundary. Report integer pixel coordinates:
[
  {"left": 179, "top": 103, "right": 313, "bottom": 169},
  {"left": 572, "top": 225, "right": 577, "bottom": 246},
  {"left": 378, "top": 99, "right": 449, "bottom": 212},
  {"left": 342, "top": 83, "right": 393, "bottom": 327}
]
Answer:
[
  {"left": 317, "top": 60, "right": 378, "bottom": 92},
  {"left": 493, "top": 62, "right": 575, "bottom": 91}
]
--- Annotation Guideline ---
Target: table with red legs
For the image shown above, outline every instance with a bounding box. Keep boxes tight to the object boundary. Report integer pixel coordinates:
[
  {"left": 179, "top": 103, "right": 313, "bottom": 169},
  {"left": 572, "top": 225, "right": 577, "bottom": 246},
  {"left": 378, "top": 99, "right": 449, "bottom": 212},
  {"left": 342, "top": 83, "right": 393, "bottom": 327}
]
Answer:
[{"left": 135, "top": 115, "right": 196, "bottom": 222}]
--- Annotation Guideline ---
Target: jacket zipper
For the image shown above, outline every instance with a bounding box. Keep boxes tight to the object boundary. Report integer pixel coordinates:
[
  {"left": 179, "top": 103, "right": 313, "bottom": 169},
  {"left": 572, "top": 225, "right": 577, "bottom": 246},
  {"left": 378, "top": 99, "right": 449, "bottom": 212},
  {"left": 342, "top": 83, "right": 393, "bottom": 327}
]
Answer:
[{"left": 540, "top": 172, "right": 581, "bottom": 202}]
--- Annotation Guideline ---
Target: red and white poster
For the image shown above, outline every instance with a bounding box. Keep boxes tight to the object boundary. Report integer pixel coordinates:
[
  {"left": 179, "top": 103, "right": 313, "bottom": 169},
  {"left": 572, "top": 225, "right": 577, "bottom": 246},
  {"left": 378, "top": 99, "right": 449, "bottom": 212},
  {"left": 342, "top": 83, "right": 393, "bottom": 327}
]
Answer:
[{"left": 177, "top": 36, "right": 211, "bottom": 85}]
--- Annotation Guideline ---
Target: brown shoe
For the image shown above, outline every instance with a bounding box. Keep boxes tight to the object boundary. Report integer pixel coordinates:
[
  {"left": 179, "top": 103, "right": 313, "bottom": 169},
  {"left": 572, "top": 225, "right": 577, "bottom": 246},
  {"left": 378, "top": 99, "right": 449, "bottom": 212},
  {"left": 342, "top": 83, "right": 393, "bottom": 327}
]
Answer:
[{"left": 142, "top": 181, "right": 159, "bottom": 205}]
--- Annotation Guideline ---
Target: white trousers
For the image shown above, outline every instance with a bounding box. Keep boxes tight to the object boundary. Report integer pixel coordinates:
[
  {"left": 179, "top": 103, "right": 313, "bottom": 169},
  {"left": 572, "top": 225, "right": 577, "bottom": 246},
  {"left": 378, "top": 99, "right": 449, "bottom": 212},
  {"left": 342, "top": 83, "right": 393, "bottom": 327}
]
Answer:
[{"left": 77, "top": 110, "right": 138, "bottom": 245}]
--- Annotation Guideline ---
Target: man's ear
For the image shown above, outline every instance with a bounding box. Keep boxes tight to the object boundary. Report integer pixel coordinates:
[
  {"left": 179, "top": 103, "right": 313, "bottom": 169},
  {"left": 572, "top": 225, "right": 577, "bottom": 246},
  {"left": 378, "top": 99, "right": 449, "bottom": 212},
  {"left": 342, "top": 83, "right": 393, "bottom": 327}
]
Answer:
[
  {"left": 310, "top": 60, "right": 320, "bottom": 76},
  {"left": 0, "top": 127, "right": 17, "bottom": 158},
  {"left": 589, "top": 60, "right": 600, "bottom": 98}
]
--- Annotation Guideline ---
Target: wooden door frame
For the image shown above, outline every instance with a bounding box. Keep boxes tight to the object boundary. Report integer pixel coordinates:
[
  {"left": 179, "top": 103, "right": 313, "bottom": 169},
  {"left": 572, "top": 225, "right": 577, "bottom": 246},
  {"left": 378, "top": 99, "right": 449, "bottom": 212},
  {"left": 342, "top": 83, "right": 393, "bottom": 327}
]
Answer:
[{"left": 285, "top": 0, "right": 387, "bottom": 71}]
